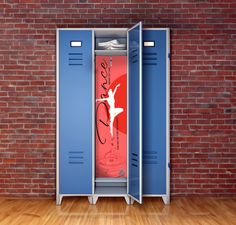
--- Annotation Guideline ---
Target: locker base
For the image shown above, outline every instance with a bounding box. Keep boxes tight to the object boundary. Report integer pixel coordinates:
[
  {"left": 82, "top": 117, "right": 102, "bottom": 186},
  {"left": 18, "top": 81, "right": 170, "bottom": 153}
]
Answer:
[
  {"left": 88, "top": 196, "right": 132, "bottom": 205},
  {"left": 56, "top": 195, "right": 170, "bottom": 205}
]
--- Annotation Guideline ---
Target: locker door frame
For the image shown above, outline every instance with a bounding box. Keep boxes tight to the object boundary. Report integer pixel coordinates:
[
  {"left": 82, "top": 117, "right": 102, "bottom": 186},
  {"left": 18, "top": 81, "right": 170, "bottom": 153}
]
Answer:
[
  {"left": 127, "top": 21, "right": 143, "bottom": 204},
  {"left": 56, "top": 28, "right": 95, "bottom": 205},
  {"left": 142, "top": 28, "right": 170, "bottom": 204}
]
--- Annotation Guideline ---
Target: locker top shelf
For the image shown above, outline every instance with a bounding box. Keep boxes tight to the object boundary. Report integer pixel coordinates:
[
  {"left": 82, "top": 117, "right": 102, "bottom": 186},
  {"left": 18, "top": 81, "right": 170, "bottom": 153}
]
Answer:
[
  {"left": 95, "top": 178, "right": 127, "bottom": 183},
  {"left": 95, "top": 50, "right": 127, "bottom": 56}
]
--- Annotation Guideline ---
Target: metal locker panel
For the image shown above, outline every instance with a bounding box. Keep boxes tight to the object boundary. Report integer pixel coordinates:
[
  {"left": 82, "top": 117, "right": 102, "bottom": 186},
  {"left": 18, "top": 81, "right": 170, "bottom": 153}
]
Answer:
[
  {"left": 142, "top": 29, "right": 167, "bottom": 195},
  {"left": 128, "top": 22, "right": 143, "bottom": 204},
  {"left": 59, "top": 30, "right": 93, "bottom": 194}
]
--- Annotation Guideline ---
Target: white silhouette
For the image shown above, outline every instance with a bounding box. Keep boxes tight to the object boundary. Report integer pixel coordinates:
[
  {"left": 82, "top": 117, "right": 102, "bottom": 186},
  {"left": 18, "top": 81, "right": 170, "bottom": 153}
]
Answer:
[{"left": 96, "top": 84, "right": 124, "bottom": 137}]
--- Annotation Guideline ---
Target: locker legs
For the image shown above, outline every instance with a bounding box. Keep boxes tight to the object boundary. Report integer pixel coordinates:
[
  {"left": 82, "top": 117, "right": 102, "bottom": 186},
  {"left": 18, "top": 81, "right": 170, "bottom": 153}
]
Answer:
[
  {"left": 88, "top": 196, "right": 98, "bottom": 204},
  {"left": 162, "top": 195, "right": 170, "bottom": 205},
  {"left": 88, "top": 196, "right": 93, "bottom": 204},
  {"left": 124, "top": 196, "right": 133, "bottom": 205},
  {"left": 56, "top": 194, "right": 63, "bottom": 205},
  {"left": 130, "top": 198, "right": 134, "bottom": 205}
]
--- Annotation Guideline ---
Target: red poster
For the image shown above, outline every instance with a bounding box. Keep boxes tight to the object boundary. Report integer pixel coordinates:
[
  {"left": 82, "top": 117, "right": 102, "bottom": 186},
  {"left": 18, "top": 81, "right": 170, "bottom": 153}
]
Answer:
[{"left": 95, "top": 56, "right": 127, "bottom": 178}]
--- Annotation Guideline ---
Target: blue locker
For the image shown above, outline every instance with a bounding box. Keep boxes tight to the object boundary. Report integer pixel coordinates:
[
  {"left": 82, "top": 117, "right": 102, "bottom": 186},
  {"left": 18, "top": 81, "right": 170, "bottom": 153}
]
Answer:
[
  {"left": 142, "top": 30, "right": 167, "bottom": 195},
  {"left": 57, "top": 25, "right": 170, "bottom": 205},
  {"left": 59, "top": 30, "right": 93, "bottom": 194}
]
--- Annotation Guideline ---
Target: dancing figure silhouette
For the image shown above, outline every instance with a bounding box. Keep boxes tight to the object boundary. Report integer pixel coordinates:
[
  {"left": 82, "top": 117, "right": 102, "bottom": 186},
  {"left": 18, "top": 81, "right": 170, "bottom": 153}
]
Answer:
[{"left": 96, "top": 84, "right": 124, "bottom": 137}]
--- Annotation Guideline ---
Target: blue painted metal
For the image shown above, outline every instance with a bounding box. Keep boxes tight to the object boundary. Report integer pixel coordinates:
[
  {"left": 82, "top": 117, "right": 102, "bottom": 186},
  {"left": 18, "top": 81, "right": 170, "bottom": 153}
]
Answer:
[
  {"left": 142, "top": 30, "right": 167, "bottom": 195},
  {"left": 128, "top": 22, "right": 142, "bottom": 203},
  {"left": 59, "top": 30, "right": 92, "bottom": 194}
]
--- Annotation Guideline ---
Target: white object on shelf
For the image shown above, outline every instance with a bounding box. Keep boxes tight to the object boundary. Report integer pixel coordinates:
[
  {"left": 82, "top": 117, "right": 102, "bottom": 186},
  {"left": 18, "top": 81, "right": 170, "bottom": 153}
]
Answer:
[{"left": 98, "top": 39, "right": 126, "bottom": 50}]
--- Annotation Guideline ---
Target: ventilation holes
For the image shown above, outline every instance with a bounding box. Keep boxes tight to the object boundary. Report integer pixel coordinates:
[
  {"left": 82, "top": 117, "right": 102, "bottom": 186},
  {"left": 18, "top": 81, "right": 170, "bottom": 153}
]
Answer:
[
  {"left": 131, "top": 152, "right": 138, "bottom": 168},
  {"left": 68, "top": 151, "right": 84, "bottom": 164},
  {"left": 68, "top": 53, "right": 83, "bottom": 66},
  {"left": 131, "top": 48, "right": 138, "bottom": 64},
  {"left": 143, "top": 151, "right": 158, "bottom": 165},
  {"left": 143, "top": 52, "right": 157, "bottom": 66}
]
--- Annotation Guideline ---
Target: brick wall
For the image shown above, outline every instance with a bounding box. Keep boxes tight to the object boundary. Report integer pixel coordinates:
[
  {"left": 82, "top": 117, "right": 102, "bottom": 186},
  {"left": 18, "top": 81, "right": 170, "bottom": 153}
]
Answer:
[{"left": 0, "top": 0, "right": 235, "bottom": 197}]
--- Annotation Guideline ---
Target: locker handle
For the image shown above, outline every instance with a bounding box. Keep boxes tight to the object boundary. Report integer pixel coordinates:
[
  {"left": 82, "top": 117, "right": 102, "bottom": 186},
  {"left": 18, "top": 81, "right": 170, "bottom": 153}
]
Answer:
[{"left": 70, "top": 41, "right": 82, "bottom": 47}]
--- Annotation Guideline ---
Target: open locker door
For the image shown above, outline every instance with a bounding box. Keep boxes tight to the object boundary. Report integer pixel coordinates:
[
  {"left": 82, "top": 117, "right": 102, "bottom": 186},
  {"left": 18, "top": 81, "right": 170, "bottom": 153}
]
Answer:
[{"left": 127, "top": 22, "right": 143, "bottom": 204}]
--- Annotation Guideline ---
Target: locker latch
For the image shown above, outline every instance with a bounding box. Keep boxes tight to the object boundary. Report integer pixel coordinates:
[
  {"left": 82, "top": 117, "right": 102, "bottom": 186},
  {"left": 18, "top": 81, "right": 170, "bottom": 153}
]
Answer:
[{"left": 168, "top": 53, "right": 171, "bottom": 60}]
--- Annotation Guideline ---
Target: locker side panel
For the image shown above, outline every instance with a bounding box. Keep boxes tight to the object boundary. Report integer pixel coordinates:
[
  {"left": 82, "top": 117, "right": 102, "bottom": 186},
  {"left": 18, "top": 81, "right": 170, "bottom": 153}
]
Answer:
[
  {"left": 143, "top": 30, "right": 167, "bottom": 195},
  {"left": 59, "top": 30, "right": 92, "bottom": 194}
]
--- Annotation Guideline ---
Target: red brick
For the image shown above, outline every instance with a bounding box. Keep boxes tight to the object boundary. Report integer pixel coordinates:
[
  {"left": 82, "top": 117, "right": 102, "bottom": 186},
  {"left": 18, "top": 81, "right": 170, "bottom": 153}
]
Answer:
[{"left": 0, "top": 1, "right": 235, "bottom": 198}]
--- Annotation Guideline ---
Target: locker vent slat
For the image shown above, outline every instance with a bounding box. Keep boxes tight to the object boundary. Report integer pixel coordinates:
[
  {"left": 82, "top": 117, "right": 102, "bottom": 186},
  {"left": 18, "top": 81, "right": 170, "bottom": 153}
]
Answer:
[
  {"left": 131, "top": 152, "right": 138, "bottom": 167},
  {"left": 143, "top": 151, "right": 158, "bottom": 165},
  {"left": 68, "top": 151, "right": 84, "bottom": 164},
  {"left": 68, "top": 53, "right": 83, "bottom": 66},
  {"left": 68, "top": 53, "right": 83, "bottom": 55},
  {"left": 143, "top": 52, "right": 158, "bottom": 66},
  {"left": 69, "top": 63, "right": 83, "bottom": 66},
  {"left": 131, "top": 48, "right": 138, "bottom": 64}
]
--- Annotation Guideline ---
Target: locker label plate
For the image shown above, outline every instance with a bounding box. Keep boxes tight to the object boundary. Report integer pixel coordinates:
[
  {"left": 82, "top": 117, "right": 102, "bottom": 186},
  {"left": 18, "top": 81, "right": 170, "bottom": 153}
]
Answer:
[
  {"left": 144, "top": 41, "right": 155, "bottom": 47},
  {"left": 70, "top": 41, "right": 82, "bottom": 47}
]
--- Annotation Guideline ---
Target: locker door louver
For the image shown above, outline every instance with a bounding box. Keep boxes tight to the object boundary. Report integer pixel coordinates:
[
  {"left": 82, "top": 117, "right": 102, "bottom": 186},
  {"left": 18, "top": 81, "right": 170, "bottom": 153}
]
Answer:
[
  {"left": 143, "top": 151, "right": 158, "bottom": 165},
  {"left": 68, "top": 53, "right": 83, "bottom": 66},
  {"left": 143, "top": 52, "right": 157, "bottom": 66},
  {"left": 68, "top": 151, "right": 84, "bottom": 164},
  {"left": 131, "top": 152, "right": 138, "bottom": 167},
  {"left": 131, "top": 49, "right": 138, "bottom": 64}
]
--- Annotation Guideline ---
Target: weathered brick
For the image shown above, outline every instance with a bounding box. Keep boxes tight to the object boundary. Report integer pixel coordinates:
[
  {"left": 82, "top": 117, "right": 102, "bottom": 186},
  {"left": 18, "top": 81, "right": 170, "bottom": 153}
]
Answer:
[{"left": 0, "top": 0, "right": 235, "bottom": 198}]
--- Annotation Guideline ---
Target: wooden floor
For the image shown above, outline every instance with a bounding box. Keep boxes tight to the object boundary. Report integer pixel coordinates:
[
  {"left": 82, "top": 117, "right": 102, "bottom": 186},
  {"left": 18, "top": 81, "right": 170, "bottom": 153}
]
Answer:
[{"left": 0, "top": 197, "right": 236, "bottom": 225}]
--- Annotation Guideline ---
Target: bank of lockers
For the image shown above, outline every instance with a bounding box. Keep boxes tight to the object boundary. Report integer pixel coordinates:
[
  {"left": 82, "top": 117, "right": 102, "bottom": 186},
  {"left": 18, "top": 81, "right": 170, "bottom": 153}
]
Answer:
[{"left": 56, "top": 22, "right": 170, "bottom": 205}]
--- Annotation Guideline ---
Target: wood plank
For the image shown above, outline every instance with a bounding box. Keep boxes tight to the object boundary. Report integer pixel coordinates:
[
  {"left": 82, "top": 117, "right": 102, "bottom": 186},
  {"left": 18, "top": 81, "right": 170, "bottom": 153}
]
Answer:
[{"left": 0, "top": 197, "right": 235, "bottom": 225}]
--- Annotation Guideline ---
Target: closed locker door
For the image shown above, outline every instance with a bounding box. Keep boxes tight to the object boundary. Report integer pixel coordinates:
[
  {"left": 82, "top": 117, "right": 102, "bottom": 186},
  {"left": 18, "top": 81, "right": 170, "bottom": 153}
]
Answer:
[
  {"left": 58, "top": 30, "right": 93, "bottom": 194},
  {"left": 128, "top": 22, "right": 143, "bottom": 203},
  {"left": 142, "top": 30, "right": 168, "bottom": 195}
]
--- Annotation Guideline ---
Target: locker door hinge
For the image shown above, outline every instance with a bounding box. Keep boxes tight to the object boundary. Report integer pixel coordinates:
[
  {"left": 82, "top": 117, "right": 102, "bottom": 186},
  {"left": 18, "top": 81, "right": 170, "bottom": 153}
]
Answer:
[
  {"left": 168, "top": 162, "right": 171, "bottom": 170},
  {"left": 168, "top": 53, "right": 171, "bottom": 60}
]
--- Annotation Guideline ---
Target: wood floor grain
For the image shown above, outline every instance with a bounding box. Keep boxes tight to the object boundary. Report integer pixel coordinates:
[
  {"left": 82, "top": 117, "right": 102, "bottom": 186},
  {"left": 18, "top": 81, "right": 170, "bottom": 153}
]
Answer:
[{"left": 0, "top": 197, "right": 235, "bottom": 225}]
